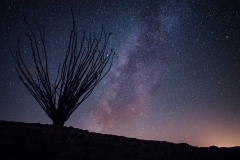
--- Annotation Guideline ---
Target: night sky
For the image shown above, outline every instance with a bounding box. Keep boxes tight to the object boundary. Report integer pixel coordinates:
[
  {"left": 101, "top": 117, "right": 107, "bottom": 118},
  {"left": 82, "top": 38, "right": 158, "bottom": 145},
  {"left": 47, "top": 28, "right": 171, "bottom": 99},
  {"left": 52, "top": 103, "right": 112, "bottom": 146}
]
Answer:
[{"left": 1, "top": 0, "right": 240, "bottom": 147}]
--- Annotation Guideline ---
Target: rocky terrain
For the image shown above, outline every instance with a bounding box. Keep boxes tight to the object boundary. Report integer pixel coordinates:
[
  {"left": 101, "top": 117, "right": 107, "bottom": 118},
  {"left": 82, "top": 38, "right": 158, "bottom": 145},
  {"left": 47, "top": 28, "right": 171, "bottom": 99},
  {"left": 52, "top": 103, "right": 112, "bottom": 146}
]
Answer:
[{"left": 0, "top": 120, "right": 240, "bottom": 160}]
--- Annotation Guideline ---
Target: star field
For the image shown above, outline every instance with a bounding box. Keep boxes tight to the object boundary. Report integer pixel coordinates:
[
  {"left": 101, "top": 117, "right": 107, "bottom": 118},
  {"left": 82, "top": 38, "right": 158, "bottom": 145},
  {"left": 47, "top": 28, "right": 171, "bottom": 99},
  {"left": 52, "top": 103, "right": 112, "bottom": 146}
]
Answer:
[{"left": 0, "top": 0, "right": 240, "bottom": 147}]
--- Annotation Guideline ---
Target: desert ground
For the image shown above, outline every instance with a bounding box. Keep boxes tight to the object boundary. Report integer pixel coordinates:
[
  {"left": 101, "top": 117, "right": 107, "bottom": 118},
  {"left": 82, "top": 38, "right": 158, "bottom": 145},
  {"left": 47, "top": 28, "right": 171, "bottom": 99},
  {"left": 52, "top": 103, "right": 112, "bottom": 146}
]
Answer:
[{"left": 0, "top": 120, "right": 239, "bottom": 160}]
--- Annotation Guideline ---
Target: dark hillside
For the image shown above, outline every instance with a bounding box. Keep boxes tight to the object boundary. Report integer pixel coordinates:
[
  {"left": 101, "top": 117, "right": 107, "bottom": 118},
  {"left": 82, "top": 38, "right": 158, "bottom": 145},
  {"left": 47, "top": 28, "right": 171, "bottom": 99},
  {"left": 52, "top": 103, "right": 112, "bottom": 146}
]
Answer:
[{"left": 0, "top": 120, "right": 239, "bottom": 160}]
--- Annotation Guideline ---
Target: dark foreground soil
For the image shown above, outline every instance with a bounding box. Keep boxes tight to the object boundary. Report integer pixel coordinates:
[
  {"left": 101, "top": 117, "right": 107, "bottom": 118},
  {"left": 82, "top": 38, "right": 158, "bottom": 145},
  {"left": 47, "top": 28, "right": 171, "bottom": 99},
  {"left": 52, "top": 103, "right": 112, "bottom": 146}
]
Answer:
[{"left": 0, "top": 120, "right": 240, "bottom": 160}]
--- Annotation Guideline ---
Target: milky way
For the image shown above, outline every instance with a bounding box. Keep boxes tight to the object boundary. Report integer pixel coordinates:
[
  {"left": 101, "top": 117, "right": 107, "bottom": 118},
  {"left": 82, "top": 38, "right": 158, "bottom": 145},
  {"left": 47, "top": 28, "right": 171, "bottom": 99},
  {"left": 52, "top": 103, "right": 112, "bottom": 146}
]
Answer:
[
  {"left": 91, "top": 0, "right": 181, "bottom": 133},
  {"left": 0, "top": 0, "right": 240, "bottom": 147}
]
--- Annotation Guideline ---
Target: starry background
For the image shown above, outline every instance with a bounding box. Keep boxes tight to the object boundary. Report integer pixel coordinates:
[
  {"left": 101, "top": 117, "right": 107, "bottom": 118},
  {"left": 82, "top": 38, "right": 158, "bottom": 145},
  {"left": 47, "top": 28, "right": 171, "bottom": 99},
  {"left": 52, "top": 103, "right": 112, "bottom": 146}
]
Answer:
[{"left": 1, "top": 0, "right": 240, "bottom": 147}]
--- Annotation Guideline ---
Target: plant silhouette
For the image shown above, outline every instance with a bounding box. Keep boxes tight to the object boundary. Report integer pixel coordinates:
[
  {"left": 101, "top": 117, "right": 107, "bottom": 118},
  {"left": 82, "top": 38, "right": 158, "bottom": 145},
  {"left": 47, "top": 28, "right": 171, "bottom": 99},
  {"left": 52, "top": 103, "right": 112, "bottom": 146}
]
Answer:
[{"left": 11, "top": 9, "right": 115, "bottom": 126}]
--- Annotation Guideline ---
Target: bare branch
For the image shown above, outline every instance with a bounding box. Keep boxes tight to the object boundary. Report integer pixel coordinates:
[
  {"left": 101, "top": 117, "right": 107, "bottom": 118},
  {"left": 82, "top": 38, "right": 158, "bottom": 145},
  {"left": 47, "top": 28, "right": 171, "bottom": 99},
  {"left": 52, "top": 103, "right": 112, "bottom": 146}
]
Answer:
[{"left": 12, "top": 9, "right": 115, "bottom": 126}]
